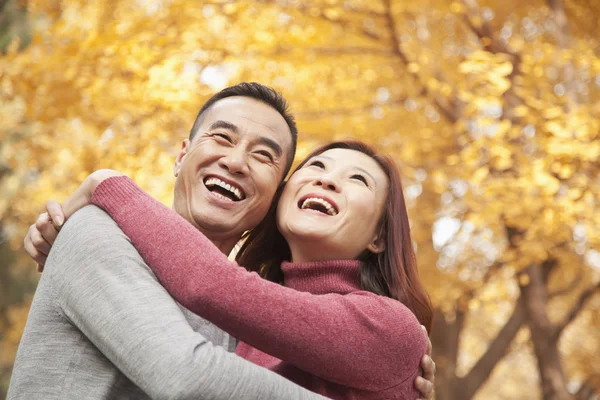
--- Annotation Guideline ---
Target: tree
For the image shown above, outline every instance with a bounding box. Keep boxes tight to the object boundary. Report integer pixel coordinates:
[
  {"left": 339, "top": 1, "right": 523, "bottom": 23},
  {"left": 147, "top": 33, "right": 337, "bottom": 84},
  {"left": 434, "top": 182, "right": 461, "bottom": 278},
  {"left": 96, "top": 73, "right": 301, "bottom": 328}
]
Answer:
[{"left": 1, "top": 0, "right": 599, "bottom": 398}]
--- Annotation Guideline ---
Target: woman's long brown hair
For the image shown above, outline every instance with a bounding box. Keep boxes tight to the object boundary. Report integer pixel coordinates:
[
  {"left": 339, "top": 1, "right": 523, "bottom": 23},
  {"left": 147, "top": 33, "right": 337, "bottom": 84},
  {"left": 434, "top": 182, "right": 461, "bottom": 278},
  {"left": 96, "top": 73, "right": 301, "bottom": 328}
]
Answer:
[{"left": 236, "top": 140, "right": 433, "bottom": 332}]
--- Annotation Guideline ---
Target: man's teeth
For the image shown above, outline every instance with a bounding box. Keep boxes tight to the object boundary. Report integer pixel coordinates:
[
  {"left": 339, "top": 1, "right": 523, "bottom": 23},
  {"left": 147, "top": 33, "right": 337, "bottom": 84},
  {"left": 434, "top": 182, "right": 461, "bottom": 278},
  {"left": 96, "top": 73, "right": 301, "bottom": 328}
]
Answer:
[
  {"left": 212, "top": 192, "right": 232, "bottom": 201},
  {"left": 301, "top": 197, "right": 338, "bottom": 216},
  {"left": 205, "top": 178, "right": 243, "bottom": 200}
]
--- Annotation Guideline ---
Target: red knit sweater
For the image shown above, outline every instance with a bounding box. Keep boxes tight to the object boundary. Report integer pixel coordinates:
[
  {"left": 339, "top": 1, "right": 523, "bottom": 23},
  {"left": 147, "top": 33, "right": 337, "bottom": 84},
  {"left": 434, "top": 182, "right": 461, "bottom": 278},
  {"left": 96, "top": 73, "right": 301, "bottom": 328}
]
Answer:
[{"left": 91, "top": 177, "right": 427, "bottom": 399}]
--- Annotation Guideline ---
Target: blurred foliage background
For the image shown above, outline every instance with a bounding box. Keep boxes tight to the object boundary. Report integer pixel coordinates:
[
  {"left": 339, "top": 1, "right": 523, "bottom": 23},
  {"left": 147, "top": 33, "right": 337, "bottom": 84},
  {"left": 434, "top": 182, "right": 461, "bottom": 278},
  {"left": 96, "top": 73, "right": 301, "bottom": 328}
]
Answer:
[{"left": 1, "top": 0, "right": 599, "bottom": 398}]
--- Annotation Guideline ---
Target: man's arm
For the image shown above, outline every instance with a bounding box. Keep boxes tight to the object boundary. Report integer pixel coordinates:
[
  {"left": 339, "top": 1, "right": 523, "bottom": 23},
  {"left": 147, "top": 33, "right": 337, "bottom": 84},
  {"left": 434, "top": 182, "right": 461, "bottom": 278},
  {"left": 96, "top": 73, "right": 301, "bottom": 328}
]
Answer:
[{"left": 46, "top": 205, "right": 326, "bottom": 400}]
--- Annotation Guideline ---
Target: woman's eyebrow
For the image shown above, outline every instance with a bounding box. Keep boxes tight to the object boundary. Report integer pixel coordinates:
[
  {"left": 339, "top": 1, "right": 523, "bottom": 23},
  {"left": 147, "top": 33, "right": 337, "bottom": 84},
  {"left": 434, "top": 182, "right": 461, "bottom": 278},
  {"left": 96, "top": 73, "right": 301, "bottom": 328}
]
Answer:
[
  {"left": 354, "top": 167, "right": 377, "bottom": 187},
  {"left": 314, "top": 155, "right": 377, "bottom": 186}
]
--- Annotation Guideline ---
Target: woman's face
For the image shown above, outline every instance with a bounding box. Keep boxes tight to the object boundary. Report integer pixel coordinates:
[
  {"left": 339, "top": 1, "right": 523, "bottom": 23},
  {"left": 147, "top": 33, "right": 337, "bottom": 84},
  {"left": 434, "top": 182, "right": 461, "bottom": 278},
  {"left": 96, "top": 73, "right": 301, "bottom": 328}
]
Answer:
[{"left": 276, "top": 148, "right": 389, "bottom": 262}]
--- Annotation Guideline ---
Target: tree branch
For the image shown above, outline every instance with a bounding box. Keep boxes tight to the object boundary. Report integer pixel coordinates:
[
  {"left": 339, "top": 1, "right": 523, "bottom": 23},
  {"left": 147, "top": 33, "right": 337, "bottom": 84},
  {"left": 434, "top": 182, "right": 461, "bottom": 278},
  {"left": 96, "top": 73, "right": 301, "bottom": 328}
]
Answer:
[
  {"left": 461, "top": 0, "right": 519, "bottom": 58},
  {"left": 548, "top": 269, "right": 584, "bottom": 298},
  {"left": 382, "top": 0, "right": 460, "bottom": 123},
  {"left": 201, "top": 45, "right": 396, "bottom": 58},
  {"left": 546, "top": 0, "right": 579, "bottom": 110},
  {"left": 457, "top": 295, "right": 527, "bottom": 399},
  {"left": 295, "top": 97, "right": 407, "bottom": 119},
  {"left": 301, "top": 46, "right": 394, "bottom": 56},
  {"left": 541, "top": 258, "right": 559, "bottom": 283},
  {"left": 461, "top": 0, "right": 525, "bottom": 123},
  {"left": 553, "top": 282, "right": 600, "bottom": 339},
  {"left": 574, "top": 374, "right": 600, "bottom": 399}
]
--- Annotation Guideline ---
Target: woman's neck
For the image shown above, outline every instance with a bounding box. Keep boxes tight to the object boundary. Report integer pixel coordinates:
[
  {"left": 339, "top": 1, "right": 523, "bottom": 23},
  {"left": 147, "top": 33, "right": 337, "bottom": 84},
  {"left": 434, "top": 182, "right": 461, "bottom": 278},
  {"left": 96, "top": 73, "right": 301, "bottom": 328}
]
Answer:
[
  {"left": 282, "top": 259, "right": 362, "bottom": 295},
  {"left": 288, "top": 243, "right": 357, "bottom": 263}
]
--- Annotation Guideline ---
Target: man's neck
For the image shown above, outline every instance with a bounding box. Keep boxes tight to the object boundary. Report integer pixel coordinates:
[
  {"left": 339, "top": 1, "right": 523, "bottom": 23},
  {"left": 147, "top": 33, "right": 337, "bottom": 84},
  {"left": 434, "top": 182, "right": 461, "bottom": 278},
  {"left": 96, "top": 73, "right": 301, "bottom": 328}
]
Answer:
[
  {"left": 190, "top": 225, "right": 240, "bottom": 256},
  {"left": 170, "top": 205, "right": 240, "bottom": 256},
  {"left": 209, "top": 237, "right": 239, "bottom": 256}
]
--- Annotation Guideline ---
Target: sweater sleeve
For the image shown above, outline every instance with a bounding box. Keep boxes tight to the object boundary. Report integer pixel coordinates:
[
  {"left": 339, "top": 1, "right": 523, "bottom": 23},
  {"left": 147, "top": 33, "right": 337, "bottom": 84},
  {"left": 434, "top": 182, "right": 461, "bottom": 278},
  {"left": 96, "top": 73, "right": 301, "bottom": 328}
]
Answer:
[
  {"left": 42, "top": 206, "right": 327, "bottom": 400},
  {"left": 91, "top": 176, "right": 427, "bottom": 391}
]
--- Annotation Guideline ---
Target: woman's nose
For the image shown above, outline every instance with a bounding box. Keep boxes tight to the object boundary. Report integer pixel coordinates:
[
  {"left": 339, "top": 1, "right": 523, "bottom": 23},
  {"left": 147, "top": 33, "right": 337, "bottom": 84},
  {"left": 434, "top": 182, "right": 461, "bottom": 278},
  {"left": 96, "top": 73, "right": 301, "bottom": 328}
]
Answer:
[{"left": 314, "top": 175, "right": 340, "bottom": 192}]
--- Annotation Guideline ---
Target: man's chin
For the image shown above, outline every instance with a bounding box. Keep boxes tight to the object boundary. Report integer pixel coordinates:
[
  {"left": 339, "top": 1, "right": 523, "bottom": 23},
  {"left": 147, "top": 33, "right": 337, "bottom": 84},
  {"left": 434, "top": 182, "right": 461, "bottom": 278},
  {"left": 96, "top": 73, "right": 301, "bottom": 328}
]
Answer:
[{"left": 191, "top": 210, "right": 243, "bottom": 235}]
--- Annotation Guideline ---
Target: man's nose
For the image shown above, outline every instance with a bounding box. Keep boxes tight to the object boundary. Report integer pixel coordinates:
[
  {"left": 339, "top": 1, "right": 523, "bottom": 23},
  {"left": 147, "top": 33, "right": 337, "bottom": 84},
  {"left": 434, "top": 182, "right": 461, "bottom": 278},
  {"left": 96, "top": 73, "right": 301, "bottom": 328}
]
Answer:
[
  {"left": 218, "top": 146, "right": 250, "bottom": 176},
  {"left": 314, "top": 174, "right": 340, "bottom": 192}
]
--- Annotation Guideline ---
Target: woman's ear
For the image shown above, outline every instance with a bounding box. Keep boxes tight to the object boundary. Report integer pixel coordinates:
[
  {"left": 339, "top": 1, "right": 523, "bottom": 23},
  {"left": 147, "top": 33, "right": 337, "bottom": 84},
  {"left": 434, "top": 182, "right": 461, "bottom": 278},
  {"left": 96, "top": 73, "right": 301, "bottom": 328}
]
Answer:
[
  {"left": 174, "top": 139, "right": 190, "bottom": 177},
  {"left": 367, "top": 232, "right": 386, "bottom": 254}
]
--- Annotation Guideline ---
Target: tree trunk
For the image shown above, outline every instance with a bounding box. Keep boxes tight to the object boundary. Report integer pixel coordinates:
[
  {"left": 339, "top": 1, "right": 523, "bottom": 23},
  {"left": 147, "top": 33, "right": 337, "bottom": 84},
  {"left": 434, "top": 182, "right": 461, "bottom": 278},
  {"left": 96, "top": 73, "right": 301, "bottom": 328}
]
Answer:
[
  {"left": 520, "top": 265, "right": 571, "bottom": 400},
  {"left": 431, "top": 307, "right": 465, "bottom": 400}
]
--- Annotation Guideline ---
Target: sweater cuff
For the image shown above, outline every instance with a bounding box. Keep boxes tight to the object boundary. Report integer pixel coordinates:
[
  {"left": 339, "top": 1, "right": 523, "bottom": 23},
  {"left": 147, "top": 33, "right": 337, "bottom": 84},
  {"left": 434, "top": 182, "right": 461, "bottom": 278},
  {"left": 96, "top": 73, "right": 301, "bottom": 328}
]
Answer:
[{"left": 91, "top": 176, "right": 145, "bottom": 210}]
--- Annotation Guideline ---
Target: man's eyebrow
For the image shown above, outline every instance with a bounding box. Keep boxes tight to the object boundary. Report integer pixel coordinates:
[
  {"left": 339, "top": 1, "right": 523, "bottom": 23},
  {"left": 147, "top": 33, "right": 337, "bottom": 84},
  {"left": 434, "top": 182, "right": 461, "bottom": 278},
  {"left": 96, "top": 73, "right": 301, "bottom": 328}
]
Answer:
[
  {"left": 209, "top": 120, "right": 239, "bottom": 133},
  {"left": 257, "top": 137, "right": 283, "bottom": 158}
]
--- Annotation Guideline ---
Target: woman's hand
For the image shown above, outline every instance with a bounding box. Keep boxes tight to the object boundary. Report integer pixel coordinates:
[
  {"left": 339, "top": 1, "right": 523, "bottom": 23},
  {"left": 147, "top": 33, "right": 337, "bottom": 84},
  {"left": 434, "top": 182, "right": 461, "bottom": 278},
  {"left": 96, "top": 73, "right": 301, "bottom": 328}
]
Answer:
[
  {"left": 415, "top": 325, "right": 436, "bottom": 400},
  {"left": 23, "top": 169, "right": 124, "bottom": 272},
  {"left": 62, "top": 169, "right": 123, "bottom": 220}
]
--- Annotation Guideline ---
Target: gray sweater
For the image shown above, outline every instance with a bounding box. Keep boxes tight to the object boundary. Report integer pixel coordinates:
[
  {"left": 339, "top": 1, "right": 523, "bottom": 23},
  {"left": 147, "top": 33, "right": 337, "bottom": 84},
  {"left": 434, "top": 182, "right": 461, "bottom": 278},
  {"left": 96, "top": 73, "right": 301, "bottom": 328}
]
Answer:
[{"left": 8, "top": 206, "right": 326, "bottom": 400}]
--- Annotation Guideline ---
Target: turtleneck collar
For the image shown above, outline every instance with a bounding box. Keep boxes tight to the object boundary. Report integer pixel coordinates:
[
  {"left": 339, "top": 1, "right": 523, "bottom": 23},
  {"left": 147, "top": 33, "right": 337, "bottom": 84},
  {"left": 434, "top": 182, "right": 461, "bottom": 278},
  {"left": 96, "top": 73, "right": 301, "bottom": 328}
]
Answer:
[{"left": 281, "top": 259, "right": 362, "bottom": 295}]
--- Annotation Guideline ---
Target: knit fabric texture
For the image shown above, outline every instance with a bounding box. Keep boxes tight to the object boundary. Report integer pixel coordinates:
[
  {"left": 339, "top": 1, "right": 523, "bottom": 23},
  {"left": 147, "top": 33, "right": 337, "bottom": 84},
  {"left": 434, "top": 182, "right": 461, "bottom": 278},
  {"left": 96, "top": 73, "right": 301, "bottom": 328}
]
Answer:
[{"left": 92, "top": 176, "right": 427, "bottom": 400}]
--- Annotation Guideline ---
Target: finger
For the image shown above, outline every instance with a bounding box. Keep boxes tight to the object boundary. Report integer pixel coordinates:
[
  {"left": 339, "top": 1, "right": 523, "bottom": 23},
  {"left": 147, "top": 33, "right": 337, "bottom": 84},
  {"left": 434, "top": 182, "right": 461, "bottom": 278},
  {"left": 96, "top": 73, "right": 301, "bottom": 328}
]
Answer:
[
  {"left": 421, "top": 355, "right": 436, "bottom": 381},
  {"left": 46, "top": 200, "right": 65, "bottom": 229},
  {"left": 38, "top": 217, "right": 60, "bottom": 245},
  {"left": 37, "top": 264, "right": 44, "bottom": 273},
  {"left": 24, "top": 230, "right": 48, "bottom": 266},
  {"left": 35, "top": 212, "right": 50, "bottom": 230},
  {"left": 415, "top": 376, "right": 434, "bottom": 399},
  {"left": 29, "top": 226, "right": 51, "bottom": 255}
]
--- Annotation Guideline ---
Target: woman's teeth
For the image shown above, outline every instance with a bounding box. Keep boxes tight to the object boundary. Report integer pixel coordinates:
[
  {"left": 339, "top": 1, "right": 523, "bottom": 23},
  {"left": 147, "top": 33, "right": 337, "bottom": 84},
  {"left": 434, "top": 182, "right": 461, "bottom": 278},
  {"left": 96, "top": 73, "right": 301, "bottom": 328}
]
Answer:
[{"left": 300, "top": 197, "right": 338, "bottom": 216}]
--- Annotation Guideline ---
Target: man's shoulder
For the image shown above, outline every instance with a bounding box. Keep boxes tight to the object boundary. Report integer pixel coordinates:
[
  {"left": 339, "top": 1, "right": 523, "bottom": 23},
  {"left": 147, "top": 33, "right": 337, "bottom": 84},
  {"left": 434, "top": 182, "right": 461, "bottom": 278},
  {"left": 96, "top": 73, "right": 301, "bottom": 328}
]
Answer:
[
  {"left": 56, "top": 205, "right": 128, "bottom": 245},
  {"left": 65, "top": 205, "right": 120, "bottom": 231},
  {"left": 48, "top": 205, "right": 136, "bottom": 269}
]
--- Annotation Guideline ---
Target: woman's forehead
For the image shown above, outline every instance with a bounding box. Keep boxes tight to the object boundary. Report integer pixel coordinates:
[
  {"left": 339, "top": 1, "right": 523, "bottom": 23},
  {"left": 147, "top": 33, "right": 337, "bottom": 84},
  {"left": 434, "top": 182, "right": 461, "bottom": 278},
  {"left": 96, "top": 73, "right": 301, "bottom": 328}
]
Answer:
[{"left": 316, "top": 148, "right": 382, "bottom": 170}]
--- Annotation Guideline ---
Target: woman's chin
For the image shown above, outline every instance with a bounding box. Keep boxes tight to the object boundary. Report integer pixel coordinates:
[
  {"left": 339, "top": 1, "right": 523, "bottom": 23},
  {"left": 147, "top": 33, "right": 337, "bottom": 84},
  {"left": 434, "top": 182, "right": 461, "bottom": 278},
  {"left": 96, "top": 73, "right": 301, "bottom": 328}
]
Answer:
[{"left": 284, "top": 223, "right": 329, "bottom": 242}]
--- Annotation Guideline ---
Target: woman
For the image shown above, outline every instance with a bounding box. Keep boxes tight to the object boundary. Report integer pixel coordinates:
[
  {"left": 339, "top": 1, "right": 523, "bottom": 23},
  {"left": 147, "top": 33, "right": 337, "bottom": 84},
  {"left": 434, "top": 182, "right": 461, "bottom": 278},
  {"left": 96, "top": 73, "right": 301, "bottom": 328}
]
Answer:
[{"left": 41, "top": 140, "right": 433, "bottom": 399}]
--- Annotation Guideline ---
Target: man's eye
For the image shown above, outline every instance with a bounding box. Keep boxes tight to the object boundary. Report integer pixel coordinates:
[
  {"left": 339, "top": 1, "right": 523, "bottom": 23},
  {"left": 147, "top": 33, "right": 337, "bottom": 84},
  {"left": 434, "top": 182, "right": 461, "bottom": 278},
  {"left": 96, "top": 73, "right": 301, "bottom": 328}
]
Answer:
[
  {"left": 213, "top": 133, "right": 232, "bottom": 142},
  {"left": 256, "top": 150, "right": 274, "bottom": 162},
  {"left": 351, "top": 174, "right": 368, "bottom": 186},
  {"left": 308, "top": 160, "right": 325, "bottom": 169}
]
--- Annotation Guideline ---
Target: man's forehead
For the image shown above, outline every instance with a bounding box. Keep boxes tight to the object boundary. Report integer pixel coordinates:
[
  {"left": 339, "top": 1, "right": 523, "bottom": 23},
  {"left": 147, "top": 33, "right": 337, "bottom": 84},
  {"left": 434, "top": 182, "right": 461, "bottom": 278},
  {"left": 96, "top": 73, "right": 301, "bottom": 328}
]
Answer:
[
  {"left": 202, "top": 97, "right": 292, "bottom": 145},
  {"left": 205, "top": 98, "right": 278, "bottom": 126}
]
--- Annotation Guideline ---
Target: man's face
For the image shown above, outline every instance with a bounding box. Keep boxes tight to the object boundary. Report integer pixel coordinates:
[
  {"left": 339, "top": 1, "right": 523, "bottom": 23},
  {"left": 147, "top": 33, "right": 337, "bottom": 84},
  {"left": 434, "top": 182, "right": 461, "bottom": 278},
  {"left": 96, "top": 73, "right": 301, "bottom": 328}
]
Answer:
[{"left": 173, "top": 96, "right": 292, "bottom": 244}]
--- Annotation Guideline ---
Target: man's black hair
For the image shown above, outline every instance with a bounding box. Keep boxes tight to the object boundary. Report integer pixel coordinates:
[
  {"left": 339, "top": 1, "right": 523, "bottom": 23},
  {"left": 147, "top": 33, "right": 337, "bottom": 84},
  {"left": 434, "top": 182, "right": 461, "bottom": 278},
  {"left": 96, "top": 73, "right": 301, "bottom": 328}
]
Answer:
[{"left": 189, "top": 82, "right": 298, "bottom": 176}]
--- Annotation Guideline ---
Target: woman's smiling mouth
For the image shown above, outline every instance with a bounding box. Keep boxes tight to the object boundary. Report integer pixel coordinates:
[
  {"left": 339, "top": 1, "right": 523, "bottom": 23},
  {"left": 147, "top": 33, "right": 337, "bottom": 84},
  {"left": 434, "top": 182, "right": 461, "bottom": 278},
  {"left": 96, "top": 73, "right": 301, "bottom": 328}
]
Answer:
[{"left": 297, "top": 195, "right": 339, "bottom": 216}]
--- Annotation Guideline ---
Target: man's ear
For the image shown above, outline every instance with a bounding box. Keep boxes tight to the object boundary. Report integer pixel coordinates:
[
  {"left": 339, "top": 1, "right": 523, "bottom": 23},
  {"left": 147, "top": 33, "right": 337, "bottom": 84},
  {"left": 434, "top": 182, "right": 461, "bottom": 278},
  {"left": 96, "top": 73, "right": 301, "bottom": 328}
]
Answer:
[
  {"left": 366, "top": 231, "right": 386, "bottom": 254},
  {"left": 174, "top": 139, "right": 190, "bottom": 177}
]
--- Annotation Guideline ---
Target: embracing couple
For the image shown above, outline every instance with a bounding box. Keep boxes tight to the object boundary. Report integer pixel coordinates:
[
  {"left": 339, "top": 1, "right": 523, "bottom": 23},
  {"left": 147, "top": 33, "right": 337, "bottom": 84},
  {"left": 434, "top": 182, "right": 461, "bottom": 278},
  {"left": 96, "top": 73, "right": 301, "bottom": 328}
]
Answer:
[{"left": 9, "top": 82, "right": 436, "bottom": 399}]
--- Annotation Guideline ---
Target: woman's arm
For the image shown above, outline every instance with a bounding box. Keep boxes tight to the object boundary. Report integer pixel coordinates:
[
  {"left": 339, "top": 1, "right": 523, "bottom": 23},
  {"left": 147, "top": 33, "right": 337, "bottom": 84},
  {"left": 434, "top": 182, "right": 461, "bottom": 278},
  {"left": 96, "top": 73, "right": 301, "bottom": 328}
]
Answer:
[{"left": 91, "top": 176, "right": 427, "bottom": 391}]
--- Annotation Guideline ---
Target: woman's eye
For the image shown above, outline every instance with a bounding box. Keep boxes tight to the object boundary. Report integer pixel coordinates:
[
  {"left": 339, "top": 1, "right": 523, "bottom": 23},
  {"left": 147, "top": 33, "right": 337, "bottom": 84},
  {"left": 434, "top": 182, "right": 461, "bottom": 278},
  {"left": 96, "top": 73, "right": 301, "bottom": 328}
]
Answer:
[
  {"left": 351, "top": 174, "right": 368, "bottom": 186},
  {"left": 308, "top": 160, "right": 325, "bottom": 169}
]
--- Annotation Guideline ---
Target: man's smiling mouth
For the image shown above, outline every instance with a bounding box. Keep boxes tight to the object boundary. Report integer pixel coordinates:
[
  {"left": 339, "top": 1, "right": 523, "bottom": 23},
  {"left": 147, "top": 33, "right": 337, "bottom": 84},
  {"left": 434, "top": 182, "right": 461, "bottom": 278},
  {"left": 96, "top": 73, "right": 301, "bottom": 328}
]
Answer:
[{"left": 203, "top": 176, "right": 246, "bottom": 202}]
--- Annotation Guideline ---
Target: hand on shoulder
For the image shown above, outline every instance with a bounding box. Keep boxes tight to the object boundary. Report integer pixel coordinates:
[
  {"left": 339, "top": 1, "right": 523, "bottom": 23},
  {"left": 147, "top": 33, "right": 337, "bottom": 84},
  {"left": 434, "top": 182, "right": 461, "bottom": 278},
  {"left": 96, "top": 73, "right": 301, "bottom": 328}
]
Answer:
[{"left": 24, "top": 169, "right": 124, "bottom": 272}]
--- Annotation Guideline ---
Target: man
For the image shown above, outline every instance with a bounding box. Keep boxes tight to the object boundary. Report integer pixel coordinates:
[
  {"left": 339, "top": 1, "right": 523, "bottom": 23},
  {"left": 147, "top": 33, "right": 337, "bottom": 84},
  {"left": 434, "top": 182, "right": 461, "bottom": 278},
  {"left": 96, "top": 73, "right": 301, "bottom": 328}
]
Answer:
[{"left": 11, "top": 82, "right": 435, "bottom": 399}]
